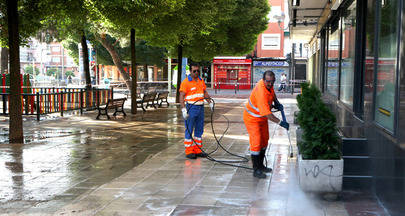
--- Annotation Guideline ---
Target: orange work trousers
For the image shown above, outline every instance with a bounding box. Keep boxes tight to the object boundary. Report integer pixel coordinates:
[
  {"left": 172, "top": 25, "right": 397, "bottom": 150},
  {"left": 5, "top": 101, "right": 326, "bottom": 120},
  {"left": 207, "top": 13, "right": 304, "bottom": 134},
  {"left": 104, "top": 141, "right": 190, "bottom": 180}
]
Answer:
[{"left": 243, "top": 110, "right": 269, "bottom": 155}]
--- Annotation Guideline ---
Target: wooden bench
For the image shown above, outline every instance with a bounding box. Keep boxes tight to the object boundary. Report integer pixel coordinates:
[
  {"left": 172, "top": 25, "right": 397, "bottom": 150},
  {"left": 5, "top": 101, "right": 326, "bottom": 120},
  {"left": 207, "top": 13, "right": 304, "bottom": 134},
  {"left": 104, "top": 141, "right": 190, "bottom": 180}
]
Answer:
[
  {"left": 96, "top": 98, "right": 127, "bottom": 120},
  {"left": 136, "top": 92, "right": 157, "bottom": 112},
  {"left": 156, "top": 91, "right": 169, "bottom": 107}
]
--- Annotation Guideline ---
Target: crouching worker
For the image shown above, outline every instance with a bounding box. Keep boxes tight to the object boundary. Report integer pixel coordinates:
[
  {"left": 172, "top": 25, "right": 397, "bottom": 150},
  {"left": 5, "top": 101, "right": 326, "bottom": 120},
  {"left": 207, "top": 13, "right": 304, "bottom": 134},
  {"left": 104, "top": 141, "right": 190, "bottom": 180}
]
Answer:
[
  {"left": 180, "top": 63, "right": 212, "bottom": 159},
  {"left": 244, "top": 71, "right": 289, "bottom": 178}
]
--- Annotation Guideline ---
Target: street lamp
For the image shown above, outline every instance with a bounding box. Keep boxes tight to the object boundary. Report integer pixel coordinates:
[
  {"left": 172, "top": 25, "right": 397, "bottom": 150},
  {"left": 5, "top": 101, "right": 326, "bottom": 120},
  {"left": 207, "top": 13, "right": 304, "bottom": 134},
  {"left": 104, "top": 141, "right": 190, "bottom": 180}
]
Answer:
[
  {"left": 273, "top": 12, "right": 289, "bottom": 31},
  {"left": 273, "top": 12, "right": 294, "bottom": 94}
]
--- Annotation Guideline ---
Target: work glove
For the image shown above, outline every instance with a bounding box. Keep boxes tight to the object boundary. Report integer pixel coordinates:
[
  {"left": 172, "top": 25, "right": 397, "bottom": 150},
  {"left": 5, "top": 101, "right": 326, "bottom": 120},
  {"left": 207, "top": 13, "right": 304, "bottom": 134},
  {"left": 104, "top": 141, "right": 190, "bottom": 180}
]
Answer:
[
  {"left": 209, "top": 102, "right": 214, "bottom": 111},
  {"left": 182, "top": 108, "right": 189, "bottom": 120},
  {"left": 273, "top": 99, "right": 284, "bottom": 111},
  {"left": 279, "top": 121, "right": 289, "bottom": 131}
]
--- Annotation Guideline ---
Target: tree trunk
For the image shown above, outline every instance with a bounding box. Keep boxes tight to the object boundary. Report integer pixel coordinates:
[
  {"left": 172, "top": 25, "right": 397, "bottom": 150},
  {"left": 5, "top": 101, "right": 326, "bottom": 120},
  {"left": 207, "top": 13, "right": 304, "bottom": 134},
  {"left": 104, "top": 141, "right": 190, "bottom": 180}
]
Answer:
[
  {"left": 96, "top": 33, "right": 131, "bottom": 89},
  {"left": 7, "top": 0, "right": 23, "bottom": 143},
  {"left": 144, "top": 64, "right": 148, "bottom": 81},
  {"left": 175, "top": 44, "right": 183, "bottom": 103},
  {"left": 130, "top": 28, "right": 137, "bottom": 114},
  {"left": 81, "top": 33, "right": 91, "bottom": 89},
  {"left": 1, "top": 47, "right": 9, "bottom": 73},
  {"left": 81, "top": 33, "right": 92, "bottom": 107}
]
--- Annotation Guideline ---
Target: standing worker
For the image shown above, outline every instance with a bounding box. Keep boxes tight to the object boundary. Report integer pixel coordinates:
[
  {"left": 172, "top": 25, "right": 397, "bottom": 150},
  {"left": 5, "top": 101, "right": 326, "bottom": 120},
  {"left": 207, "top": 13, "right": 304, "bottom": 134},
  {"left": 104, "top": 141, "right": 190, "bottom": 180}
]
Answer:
[
  {"left": 244, "top": 71, "right": 289, "bottom": 178},
  {"left": 180, "top": 63, "right": 213, "bottom": 159}
]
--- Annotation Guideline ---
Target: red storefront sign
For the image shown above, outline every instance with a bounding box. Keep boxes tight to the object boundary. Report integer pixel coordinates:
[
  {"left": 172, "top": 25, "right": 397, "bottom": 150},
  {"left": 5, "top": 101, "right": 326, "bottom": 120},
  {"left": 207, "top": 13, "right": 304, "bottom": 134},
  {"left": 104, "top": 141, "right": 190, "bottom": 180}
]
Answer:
[{"left": 213, "top": 58, "right": 252, "bottom": 89}]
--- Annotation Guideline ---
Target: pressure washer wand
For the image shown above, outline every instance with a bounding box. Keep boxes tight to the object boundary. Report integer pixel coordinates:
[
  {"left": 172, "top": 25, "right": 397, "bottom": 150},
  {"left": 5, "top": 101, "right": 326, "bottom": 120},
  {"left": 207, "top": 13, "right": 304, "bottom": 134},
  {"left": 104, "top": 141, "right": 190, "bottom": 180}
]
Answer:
[{"left": 280, "top": 109, "right": 293, "bottom": 158}]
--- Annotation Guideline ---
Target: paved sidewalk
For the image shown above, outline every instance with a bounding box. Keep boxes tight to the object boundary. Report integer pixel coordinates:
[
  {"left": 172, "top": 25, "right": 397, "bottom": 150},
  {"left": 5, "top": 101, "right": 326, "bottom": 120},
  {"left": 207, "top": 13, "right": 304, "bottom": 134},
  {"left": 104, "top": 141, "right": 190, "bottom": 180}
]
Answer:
[{"left": 0, "top": 95, "right": 387, "bottom": 215}]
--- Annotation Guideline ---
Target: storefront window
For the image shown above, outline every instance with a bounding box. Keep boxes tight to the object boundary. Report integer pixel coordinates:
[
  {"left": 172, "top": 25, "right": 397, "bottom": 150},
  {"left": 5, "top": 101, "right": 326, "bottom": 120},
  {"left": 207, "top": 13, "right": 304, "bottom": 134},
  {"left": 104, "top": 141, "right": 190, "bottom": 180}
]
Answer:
[
  {"left": 374, "top": 0, "right": 399, "bottom": 132},
  {"left": 327, "top": 23, "right": 340, "bottom": 97},
  {"left": 364, "top": 0, "right": 376, "bottom": 104},
  {"left": 213, "top": 59, "right": 252, "bottom": 89},
  {"left": 340, "top": 1, "right": 356, "bottom": 107}
]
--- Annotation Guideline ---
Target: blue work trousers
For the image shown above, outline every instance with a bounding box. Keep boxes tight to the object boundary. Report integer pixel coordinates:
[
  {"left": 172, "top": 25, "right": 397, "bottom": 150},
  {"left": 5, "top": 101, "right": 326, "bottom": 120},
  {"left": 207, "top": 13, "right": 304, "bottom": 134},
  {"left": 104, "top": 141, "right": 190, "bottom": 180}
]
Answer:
[{"left": 184, "top": 104, "right": 204, "bottom": 139}]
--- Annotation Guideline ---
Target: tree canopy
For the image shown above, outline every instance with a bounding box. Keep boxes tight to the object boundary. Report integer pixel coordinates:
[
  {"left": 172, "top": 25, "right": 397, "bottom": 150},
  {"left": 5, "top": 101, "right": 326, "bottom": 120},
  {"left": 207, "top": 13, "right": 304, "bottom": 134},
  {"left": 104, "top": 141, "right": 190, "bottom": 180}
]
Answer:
[
  {"left": 143, "top": 0, "right": 269, "bottom": 61},
  {"left": 0, "top": 0, "right": 49, "bottom": 46},
  {"left": 63, "top": 36, "right": 167, "bottom": 67},
  {"left": 188, "top": 0, "right": 269, "bottom": 60}
]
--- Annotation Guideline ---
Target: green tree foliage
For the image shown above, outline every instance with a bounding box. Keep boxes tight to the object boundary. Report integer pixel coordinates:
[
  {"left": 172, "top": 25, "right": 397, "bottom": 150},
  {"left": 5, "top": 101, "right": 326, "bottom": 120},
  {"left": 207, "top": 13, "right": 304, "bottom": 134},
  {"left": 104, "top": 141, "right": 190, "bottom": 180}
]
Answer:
[
  {"left": 42, "top": 0, "right": 90, "bottom": 42},
  {"left": 0, "top": 0, "right": 48, "bottom": 47},
  {"left": 24, "top": 65, "right": 40, "bottom": 76},
  {"left": 88, "top": 0, "right": 185, "bottom": 39},
  {"left": 63, "top": 37, "right": 167, "bottom": 68},
  {"left": 65, "top": 70, "right": 75, "bottom": 77},
  {"left": 142, "top": 0, "right": 218, "bottom": 52},
  {"left": 186, "top": 0, "right": 269, "bottom": 61},
  {"left": 46, "top": 67, "right": 57, "bottom": 77},
  {"left": 79, "top": 0, "right": 184, "bottom": 90},
  {"left": 145, "top": 0, "right": 269, "bottom": 61},
  {"left": 296, "top": 83, "right": 341, "bottom": 160}
]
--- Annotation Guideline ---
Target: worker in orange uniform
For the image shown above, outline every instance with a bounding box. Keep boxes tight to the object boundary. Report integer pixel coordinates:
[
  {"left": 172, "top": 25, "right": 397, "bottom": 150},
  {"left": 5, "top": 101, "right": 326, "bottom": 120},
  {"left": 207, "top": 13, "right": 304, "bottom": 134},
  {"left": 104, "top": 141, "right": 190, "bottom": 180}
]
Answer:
[
  {"left": 244, "top": 70, "right": 289, "bottom": 178},
  {"left": 180, "top": 64, "right": 213, "bottom": 159}
]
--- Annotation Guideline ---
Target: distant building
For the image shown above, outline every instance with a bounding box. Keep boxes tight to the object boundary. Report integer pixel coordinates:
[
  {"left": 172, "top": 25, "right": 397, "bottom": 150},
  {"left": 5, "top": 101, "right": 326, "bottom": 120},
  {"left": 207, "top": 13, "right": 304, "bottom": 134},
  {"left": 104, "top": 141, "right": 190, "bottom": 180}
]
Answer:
[{"left": 19, "top": 39, "right": 78, "bottom": 82}]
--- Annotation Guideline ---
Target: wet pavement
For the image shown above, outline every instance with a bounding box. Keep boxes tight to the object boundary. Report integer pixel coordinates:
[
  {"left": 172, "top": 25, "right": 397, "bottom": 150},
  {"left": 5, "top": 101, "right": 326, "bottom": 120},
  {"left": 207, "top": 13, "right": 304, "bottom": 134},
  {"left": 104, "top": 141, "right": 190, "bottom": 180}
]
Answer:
[{"left": 0, "top": 92, "right": 388, "bottom": 215}]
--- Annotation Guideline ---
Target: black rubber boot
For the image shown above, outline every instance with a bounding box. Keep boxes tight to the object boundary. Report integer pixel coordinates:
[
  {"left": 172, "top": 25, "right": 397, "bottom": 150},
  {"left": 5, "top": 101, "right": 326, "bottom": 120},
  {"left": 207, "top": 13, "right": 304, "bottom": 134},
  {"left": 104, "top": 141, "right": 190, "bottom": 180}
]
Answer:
[
  {"left": 196, "top": 152, "right": 208, "bottom": 158},
  {"left": 186, "top": 153, "right": 197, "bottom": 159},
  {"left": 259, "top": 150, "right": 272, "bottom": 173},
  {"left": 251, "top": 155, "right": 266, "bottom": 179}
]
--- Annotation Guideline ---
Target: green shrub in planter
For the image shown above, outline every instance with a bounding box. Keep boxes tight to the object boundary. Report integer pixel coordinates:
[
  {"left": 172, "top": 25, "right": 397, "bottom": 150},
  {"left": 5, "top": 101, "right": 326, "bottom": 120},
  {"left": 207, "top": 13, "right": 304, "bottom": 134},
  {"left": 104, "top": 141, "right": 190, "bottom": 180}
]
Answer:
[{"left": 296, "top": 83, "right": 341, "bottom": 160}]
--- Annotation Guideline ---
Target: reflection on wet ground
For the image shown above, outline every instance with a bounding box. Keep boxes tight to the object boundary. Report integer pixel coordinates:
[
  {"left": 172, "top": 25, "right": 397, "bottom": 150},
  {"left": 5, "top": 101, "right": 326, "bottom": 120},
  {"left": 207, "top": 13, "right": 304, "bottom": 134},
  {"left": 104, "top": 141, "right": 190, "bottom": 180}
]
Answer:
[{"left": 0, "top": 105, "right": 192, "bottom": 214}]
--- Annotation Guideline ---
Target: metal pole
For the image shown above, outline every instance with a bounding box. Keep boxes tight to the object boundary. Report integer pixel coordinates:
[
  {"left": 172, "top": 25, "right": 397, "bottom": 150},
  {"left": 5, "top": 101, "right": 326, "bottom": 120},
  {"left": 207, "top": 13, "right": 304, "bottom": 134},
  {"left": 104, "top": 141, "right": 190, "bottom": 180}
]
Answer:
[
  {"left": 60, "top": 91, "right": 64, "bottom": 117},
  {"left": 80, "top": 89, "right": 83, "bottom": 115},
  {"left": 3, "top": 94, "right": 6, "bottom": 115},
  {"left": 168, "top": 55, "right": 171, "bottom": 95},
  {"left": 111, "top": 86, "right": 114, "bottom": 100},
  {"left": 61, "top": 44, "right": 64, "bottom": 82},
  {"left": 36, "top": 92, "right": 40, "bottom": 121},
  {"left": 32, "top": 47, "right": 35, "bottom": 79}
]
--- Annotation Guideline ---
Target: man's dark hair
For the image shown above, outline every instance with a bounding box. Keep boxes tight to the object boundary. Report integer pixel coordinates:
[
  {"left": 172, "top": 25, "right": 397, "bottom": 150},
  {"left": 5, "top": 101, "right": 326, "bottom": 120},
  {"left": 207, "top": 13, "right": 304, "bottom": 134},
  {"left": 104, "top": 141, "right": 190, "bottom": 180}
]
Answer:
[
  {"left": 262, "top": 70, "right": 275, "bottom": 80},
  {"left": 189, "top": 60, "right": 200, "bottom": 67}
]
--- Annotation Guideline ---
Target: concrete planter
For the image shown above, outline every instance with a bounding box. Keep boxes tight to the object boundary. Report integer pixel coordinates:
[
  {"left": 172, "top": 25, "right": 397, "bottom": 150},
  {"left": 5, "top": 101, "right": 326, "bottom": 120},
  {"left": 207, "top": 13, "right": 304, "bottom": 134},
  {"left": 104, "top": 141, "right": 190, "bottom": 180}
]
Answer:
[{"left": 298, "top": 154, "right": 343, "bottom": 192}]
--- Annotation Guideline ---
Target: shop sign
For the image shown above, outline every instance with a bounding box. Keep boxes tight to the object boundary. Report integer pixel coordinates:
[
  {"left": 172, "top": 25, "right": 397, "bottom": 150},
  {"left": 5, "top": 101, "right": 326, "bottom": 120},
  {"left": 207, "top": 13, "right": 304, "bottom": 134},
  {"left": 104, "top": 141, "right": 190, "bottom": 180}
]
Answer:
[
  {"left": 216, "top": 71, "right": 227, "bottom": 79},
  {"left": 213, "top": 59, "right": 252, "bottom": 64},
  {"left": 327, "top": 61, "right": 339, "bottom": 67},
  {"left": 253, "top": 61, "right": 289, "bottom": 67},
  {"left": 239, "top": 70, "right": 249, "bottom": 78}
]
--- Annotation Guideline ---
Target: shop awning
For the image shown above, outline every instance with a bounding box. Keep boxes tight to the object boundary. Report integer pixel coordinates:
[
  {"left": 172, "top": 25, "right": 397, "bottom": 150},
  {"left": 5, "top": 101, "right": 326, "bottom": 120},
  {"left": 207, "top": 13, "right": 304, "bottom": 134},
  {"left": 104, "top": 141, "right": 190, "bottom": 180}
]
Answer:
[
  {"left": 213, "top": 58, "right": 252, "bottom": 65},
  {"left": 288, "top": 0, "right": 336, "bottom": 43}
]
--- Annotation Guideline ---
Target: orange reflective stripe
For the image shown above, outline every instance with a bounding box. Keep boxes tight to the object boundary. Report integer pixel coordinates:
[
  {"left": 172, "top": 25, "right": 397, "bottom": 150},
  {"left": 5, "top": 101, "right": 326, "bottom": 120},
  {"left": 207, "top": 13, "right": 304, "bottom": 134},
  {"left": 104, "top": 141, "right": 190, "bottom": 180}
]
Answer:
[
  {"left": 180, "top": 76, "right": 206, "bottom": 105},
  {"left": 245, "top": 79, "right": 275, "bottom": 118},
  {"left": 245, "top": 98, "right": 262, "bottom": 117},
  {"left": 184, "top": 139, "right": 194, "bottom": 148}
]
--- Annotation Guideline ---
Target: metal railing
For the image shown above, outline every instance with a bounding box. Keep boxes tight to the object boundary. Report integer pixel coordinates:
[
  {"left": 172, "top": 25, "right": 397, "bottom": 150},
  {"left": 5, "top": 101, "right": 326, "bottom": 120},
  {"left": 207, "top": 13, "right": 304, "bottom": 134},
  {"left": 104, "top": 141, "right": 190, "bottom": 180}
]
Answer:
[
  {"left": 210, "top": 79, "right": 308, "bottom": 94},
  {"left": 0, "top": 87, "right": 112, "bottom": 120}
]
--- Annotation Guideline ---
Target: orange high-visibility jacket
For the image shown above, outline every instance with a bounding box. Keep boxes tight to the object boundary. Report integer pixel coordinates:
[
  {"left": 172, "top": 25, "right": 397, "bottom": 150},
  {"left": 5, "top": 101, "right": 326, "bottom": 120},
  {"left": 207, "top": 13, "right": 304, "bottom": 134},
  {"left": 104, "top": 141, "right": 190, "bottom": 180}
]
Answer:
[
  {"left": 180, "top": 75, "right": 206, "bottom": 105},
  {"left": 244, "top": 79, "right": 275, "bottom": 121}
]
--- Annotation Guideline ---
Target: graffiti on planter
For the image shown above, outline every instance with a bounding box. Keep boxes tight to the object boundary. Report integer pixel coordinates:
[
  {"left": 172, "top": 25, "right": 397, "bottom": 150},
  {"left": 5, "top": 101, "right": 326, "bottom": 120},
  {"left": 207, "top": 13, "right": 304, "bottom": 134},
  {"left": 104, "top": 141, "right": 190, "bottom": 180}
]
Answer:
[{"left": 304, "top": 164, "right": 343, "bottom": 191}]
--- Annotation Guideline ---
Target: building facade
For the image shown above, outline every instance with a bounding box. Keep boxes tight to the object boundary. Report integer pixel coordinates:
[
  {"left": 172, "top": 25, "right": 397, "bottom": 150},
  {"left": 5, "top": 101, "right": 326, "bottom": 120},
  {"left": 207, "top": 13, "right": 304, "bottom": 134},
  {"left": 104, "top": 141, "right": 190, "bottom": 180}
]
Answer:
[
  {"left": 252, "top": 0, "right": 307, "bottom": 91},
  {"left": 20, "top": 40, "right": 78, "bottom": 80}
]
